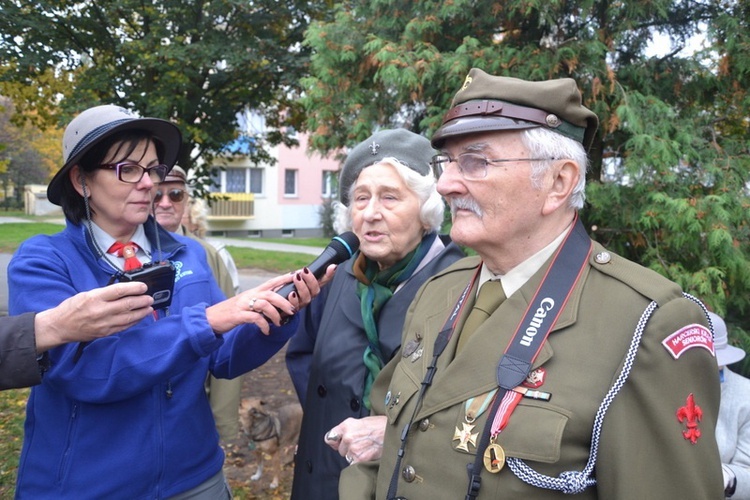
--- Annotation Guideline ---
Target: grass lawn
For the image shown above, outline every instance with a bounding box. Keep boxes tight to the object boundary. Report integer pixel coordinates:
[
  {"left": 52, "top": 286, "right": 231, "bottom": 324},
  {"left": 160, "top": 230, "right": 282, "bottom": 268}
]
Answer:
[
  {"left": 0, "top": 389, "right": 28, "bottom": 496},
  {"left": 0, "top": 223, "right": 67, "bottom": 253}
]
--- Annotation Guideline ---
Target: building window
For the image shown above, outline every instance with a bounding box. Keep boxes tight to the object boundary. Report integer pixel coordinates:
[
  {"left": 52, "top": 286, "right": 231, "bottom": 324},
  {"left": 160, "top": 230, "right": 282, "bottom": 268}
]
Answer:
[
  {"left": 225, "top": 169, "right": 245, "bottom": 193},
  {"left": 284, "top": 169, "right": 297, "bottom": 196},
  {"left": 322, "top": 170, "right": 337, "bottom": 198},
  {"left": 249, "top": 168, "right": 263, "bottom": 194},
  {"left": 209, "top": 170, "right": 222, "bottom": 192},
  {"left": 209, "top": 167, "right": 264, "bottom": 194}
]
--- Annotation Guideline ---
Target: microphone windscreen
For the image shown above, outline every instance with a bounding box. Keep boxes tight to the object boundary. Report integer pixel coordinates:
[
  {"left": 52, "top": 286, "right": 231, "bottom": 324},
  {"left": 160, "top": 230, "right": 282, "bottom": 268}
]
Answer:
[{"left": 329, "top": 231, "right": 360, "bottom": 260}]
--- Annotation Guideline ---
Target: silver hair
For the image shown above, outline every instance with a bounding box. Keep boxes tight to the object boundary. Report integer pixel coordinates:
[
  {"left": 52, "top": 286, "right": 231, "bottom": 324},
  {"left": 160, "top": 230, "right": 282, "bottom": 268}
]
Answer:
[
  {"left": 520, "top": 128, "right": 588, "bottom": 210},
  {"left": 333, "top": 157, "right": 445, "bottom": 234}
]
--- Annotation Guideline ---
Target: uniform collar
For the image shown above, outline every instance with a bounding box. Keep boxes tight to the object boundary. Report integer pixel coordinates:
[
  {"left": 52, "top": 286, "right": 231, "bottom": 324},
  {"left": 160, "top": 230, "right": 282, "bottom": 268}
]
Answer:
[{"left": 480, "top": 224, "right": 569, "bottom": 298}]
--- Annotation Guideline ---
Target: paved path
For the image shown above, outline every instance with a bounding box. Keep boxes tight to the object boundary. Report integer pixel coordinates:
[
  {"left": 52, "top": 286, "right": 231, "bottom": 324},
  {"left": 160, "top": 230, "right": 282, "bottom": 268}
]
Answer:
[{"left": 208, "top": 237, "right": 323, "bottom": 256}]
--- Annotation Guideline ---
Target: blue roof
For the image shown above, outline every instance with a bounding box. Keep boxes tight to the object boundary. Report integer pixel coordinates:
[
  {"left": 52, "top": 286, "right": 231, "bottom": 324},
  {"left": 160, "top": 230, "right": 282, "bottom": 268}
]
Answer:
[{"left": 222, "top": 135, "right": 257, "bottom": 155}]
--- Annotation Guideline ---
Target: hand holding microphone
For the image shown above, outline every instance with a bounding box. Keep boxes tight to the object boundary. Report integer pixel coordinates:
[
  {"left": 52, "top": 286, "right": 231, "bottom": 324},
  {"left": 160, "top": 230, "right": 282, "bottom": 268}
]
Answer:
[
  {"left": 206, "top": 233, "right": 359, "bottom": 334},
  {"left": 275, "top": 231, "right": 360, "bottom": 300}
]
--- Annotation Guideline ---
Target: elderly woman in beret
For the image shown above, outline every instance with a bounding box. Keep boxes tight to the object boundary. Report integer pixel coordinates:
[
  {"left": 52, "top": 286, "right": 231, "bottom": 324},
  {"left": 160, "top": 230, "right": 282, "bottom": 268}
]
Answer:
[
  {"left": 8, "top": 104, "right": 326, "bottom": 499},
  {"left": 285, "top": 129, "right": 465, "bottom": 499}
]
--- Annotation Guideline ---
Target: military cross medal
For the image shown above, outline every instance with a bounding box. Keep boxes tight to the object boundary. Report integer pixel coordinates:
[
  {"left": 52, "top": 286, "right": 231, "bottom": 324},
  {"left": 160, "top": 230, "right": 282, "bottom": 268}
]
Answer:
[{"left": 452, "top": 422, "right": 478, "bottom": 452}]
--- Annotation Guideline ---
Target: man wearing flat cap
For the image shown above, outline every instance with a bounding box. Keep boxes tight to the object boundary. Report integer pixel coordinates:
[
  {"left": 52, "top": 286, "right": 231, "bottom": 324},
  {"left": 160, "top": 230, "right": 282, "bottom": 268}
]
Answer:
[
  {"left": 340, "top": 68, "right": 723, "bottom": 498},
  {"left": 153, "top": 165, "right": 243, "bottom": 446}
]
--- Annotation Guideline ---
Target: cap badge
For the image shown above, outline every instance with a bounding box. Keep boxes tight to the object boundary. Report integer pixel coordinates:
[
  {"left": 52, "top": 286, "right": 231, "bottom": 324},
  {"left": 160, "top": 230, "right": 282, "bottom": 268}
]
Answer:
[
  {"left": 545, "top": 114, "right": 562, "bottom": 128},
  {"left": 459, "top": 75, "right": 473, "bottom": 92},
  {"left": 368, "top": 141, "right": 380, "bottom": 155}
]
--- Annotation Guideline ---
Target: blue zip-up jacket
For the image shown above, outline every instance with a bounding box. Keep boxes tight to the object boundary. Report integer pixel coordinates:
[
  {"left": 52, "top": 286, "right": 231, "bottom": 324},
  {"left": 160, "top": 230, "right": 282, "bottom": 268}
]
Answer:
[{"left": 8, "top": 217, "right": 299, "bottom": 499}]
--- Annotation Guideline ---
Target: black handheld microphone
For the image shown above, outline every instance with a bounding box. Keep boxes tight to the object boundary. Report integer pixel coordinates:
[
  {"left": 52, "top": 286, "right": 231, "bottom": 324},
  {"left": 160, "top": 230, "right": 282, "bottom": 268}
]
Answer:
[{"left": 275, "top": 231, "right": 360, "bottom": 299}]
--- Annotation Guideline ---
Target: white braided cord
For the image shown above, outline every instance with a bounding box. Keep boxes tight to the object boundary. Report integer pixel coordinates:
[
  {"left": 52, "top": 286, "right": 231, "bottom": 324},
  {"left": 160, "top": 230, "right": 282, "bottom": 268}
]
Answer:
[{"left": 506, "top": 299, "right": 660, "bottom": 494}]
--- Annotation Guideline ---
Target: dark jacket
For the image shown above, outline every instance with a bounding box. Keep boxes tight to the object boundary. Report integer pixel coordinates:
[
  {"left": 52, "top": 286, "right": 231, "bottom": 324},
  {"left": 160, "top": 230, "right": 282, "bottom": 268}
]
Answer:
[
  {"left": 0, "top": 312, "right": 40, "bottom": 390},
  {"left": 286, "top": 235, "right": 464, "bottom": 500}
]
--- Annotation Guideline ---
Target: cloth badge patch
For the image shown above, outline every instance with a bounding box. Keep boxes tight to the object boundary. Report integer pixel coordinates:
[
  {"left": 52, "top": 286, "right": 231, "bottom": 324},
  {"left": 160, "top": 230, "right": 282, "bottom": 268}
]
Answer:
[
  {"left": 676, "top": 393, "right": 703, "bottom": 444},
  {"left": 661, "top": 324, "right": 715, "bottom": 360}
]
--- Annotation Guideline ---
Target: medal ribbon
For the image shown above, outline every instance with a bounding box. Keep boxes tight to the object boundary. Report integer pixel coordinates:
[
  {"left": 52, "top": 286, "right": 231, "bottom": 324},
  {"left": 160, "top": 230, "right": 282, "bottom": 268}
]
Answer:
[
  {"left": 490, "top": 390, "right": 523, "bottom": 437},
  {"left": 465, "top": 390, "right": 497, "bottom": 423}
]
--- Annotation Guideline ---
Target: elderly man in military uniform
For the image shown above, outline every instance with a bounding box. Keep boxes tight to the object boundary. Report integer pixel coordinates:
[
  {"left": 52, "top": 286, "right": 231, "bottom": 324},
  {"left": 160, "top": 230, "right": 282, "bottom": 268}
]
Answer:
[{"left": 339, "top": 68, "right": 723, "bottom": 499}]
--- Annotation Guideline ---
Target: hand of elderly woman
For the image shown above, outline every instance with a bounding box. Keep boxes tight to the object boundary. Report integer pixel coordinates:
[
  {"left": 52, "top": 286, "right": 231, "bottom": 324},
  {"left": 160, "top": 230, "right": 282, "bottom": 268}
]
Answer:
[
  {"left": 206, "top": 267, "right": 329, "bottom": 335},
  {"left": 324, "top": 415, "right": 388, "bottom": 464}
]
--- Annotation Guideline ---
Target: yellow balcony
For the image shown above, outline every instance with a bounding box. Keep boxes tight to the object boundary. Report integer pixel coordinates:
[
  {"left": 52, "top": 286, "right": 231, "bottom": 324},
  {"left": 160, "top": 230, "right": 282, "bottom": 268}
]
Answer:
[{"left": 207, "top": 193, "right": 254, "bottom": 219}]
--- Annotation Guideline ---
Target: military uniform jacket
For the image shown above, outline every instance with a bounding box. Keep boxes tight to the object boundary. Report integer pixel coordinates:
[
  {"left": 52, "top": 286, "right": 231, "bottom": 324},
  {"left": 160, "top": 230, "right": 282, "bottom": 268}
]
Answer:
[{"left": 340, "top": 243, "right": 724, "bottom": 499}]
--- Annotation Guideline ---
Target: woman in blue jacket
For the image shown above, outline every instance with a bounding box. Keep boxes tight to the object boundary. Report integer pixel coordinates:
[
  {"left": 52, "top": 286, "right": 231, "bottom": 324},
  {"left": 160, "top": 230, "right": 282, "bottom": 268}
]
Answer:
[{"left": 8, "top": 104, "right": 324, "bottom": 499}]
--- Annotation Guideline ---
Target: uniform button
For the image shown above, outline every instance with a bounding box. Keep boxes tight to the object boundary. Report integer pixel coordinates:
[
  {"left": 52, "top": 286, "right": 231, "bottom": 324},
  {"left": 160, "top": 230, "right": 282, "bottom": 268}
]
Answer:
[
  {"left": 418, "top": 418, "right": 430, "bottom": 431},
  {"left": 350, "top": 397, "right": 360, "bottom": 412},
  {"left": 306, "top": 460, "right": 312, "bottom": 473},
  {"left": 402, "top": 465, "right": 416, "bottom": 482},
  {"left": 317, "top": 385, "right": 327, "bottom": 397},
  {"left": 595, "top": 251, "right": 611, "bottom": 264}
]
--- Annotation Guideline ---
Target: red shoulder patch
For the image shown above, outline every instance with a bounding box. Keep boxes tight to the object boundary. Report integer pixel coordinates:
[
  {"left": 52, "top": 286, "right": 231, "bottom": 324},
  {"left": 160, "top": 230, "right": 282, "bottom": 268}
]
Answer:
[{"left": 662, "top": 324, "right": 715, "bottom": 360}]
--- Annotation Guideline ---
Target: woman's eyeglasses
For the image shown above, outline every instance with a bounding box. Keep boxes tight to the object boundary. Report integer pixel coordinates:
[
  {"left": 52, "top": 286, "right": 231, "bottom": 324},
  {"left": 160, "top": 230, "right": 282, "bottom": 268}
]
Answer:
[
  {"left": 100, "top": 162, "right": 169, "bottom": 184},
  {"left": 154, "top": 188, "right": 186, "bottom": 203}
]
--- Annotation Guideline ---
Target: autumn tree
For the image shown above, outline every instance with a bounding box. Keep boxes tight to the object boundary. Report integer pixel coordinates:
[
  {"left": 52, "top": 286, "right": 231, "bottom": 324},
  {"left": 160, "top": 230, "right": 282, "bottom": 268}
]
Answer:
[
  {"left": 0, "top": 0, "right": 331, "bottom": 197},
  {"left": 0, "top": 99, "right": 50, "bottom": 208},
  {"left": 300, "top": 0, "right": 750, "bottom": 370}
]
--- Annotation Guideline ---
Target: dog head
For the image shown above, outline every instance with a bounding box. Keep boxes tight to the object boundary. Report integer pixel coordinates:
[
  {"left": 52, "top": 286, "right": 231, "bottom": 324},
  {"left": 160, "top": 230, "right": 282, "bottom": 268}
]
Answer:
[{"left": 240, "top": 397, "right": 277, "bottom": 442}]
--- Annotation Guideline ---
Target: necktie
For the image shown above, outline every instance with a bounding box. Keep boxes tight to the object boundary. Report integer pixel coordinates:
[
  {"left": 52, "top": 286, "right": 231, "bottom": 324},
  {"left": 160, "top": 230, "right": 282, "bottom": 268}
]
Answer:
[
  {"left": 108, "top": 241, "right": 142, "bottom": 271},
  {"left": 457, "top": 280, "right": 506, "bottom": 352}
]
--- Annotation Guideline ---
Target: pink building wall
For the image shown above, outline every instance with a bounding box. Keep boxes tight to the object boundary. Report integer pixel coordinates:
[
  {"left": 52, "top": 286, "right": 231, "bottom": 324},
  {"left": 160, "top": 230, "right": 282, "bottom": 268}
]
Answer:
[{"left": 276, "top": 133, "right": 341, "bottom": 205}]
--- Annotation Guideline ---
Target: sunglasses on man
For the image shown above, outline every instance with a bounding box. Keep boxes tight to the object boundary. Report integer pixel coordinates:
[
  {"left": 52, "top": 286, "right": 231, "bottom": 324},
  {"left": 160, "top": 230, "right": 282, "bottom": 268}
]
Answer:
[{"left": 154, "top": 188, "right": 186, "bottom": 203}]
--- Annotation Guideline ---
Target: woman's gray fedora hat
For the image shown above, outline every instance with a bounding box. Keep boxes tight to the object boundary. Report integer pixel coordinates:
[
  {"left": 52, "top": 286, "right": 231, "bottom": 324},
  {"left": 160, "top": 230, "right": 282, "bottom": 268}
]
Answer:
[{"left": 47, "top": 104, "right": 182, "bottom": 205}]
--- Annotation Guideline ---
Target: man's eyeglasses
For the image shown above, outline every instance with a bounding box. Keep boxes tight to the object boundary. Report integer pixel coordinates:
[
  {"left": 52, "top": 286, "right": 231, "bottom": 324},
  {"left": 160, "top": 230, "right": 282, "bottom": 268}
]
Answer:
[
  {"left": 430, "top": 153, "right": 557, "bottom": 180},
  {"left": 100, "top": 162, "right": 169, "bottom": 184},
  {"left": 154, "top": 188, "right": 186, "bottom": 203}
]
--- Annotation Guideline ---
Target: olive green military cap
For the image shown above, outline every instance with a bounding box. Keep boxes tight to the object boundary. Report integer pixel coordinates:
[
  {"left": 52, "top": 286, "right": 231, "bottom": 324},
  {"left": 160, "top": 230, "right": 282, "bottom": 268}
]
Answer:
[{"left": 431, "top": 68, "right": 599, "bottom": 150}]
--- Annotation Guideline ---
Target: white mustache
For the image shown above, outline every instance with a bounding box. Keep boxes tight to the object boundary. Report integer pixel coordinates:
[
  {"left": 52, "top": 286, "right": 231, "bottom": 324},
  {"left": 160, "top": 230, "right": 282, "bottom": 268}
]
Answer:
[{"left": 449, "top": 197, "right": 483, "bottom": 218}]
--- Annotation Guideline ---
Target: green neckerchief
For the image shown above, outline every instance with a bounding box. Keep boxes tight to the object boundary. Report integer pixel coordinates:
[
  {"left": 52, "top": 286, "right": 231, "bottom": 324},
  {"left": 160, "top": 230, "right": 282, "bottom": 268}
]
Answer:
[{"left": 355, "top": 232, "right": 437, "bottom": 409}]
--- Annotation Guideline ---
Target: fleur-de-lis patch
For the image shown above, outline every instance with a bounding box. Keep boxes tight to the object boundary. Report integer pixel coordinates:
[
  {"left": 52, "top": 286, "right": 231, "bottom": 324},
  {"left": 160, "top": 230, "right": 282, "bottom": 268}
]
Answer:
[{"left": 676, "top": 393, "right": 703, "bottom": 444}]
